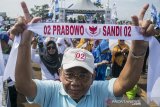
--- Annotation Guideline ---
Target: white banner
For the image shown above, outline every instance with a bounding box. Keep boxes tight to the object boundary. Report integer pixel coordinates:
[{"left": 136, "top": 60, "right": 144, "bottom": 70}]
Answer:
[{"left": 28, "top": 23, "right": 145, "bottom": 40}]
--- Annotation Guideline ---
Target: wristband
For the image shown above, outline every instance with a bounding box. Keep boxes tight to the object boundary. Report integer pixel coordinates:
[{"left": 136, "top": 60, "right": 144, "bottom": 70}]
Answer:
[{"left": 130, "top": 50, "right": 146, "bottom": 59}]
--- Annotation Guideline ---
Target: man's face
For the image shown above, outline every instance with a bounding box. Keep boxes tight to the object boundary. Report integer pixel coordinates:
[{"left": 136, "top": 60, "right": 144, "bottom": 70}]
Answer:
[
  {"left": 59, "top": 67, "right": 94, "bottom": 101},
  {"left": 119, "top": 40, "right": 125, "bottom": 45}
]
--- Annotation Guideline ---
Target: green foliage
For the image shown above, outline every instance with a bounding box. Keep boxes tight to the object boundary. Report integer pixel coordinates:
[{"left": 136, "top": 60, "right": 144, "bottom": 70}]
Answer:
[
  {"left": 30, "top": 4, "right": 49, "bottom": 20},
  {"left": 93, "top": 2, "right": 103, "bottom": 8}
]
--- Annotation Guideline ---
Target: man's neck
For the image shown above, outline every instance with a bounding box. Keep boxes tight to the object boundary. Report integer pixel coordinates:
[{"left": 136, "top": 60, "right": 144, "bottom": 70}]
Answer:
[{"left": 73, "top": 96, "right": 84, "bottom": 103}]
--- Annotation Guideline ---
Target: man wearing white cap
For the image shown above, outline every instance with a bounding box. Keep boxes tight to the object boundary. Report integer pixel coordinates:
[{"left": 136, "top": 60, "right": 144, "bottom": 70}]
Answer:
[{"left": 13, "top": 2, "right": 157, "bottom": 107}]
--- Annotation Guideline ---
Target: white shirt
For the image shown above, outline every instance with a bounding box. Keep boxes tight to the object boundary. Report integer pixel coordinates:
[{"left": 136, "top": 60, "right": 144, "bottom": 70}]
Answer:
[{"left": 56, "top": 38, "right": 73, "bottom": 54}]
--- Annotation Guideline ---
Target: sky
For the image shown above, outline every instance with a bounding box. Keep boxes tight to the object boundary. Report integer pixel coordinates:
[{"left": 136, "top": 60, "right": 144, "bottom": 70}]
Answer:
[{"left": 0, "top": 0, "right": 160, "bottom": 20}]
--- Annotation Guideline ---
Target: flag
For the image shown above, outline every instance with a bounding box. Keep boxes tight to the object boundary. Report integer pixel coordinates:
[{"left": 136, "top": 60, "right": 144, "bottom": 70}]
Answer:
[
  {"left": 55, "top": 0, "right": 59, "bottom": 13},
  {"left": 96, "top": 0, "right": 101, "bottom": 3},
  {"left": 156, "top": 13, "right": 160, "bottom": 29},
  {"left": 48, "top": 0, "right": 54, "bottom": 17},
  {"left": 111, "top": 2, "right": 117, "bottom": 24},
  {"left": 151, "top": 4, "right": 157, "bottom": 24},
  {"left": 0, "top": 16, "right": 4, "bottom": 26}
]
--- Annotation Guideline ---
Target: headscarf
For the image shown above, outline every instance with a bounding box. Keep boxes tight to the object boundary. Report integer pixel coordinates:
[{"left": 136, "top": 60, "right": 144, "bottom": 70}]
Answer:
[
  {"left": 112, "top": 40, "right": 129, "bottom": 66},
  {"left": 0, "top": 32, "right": 11, "bottom": 54},
  {"left": 39, "top": 40, "right": 60, "bottom": 76},
  {"left": 0, "top": 32, "right": 9, "bottom": 43},
  {"left": 92, "top": 39, "right": 111, "bottom": 80},
  {"left": 93, "top": 39, "right": 110, "bottom": 62},
  {"left": 76, "top": 38, "right": 93, "bottom": 52}
]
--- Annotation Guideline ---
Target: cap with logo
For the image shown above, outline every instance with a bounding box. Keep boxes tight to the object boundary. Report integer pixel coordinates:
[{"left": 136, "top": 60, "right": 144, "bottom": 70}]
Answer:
[{"left": 62, "top": 48, "right": 95, "bottom": 74}]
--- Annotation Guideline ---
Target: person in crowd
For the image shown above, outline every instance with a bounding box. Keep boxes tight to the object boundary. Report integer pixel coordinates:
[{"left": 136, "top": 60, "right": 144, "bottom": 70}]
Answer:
[
  {"left": 0, "top": 32, "right": 17, "bottom": 107},
  {"left": 72, "top": 38, "right": 79, "bottom": 48},
  {"left": 142, "top": 47, "right": 149, "bottom": 74},
  {"left": 92, "top": 39, "right": 101, "bottom": 50},
  {"left": 92, "top": 39, "right": 112, "bottom": 80},
  {"left": 69, "top": 17, "right": 73, "bottom": 23},
  {"left": 56, "top": 38, "right": 73, "bottom": 62},
  {"left": 13, "top": 2, "right": 156, "bottom": 107},
  {"left": 73, "top": 18, "right": 77, "bottom": 23},
  {"left": 0, "top": 32, "right": 11, "bottom": 55},
  {"left": 111, "top": 40, "right": 129, "bottom": 78},
  {"left": 76, "top": 38, "right": 93, "bottom": 52},
  {"left": 31, "top": 36, "right": 61, "bottom": 80},
  {"left": 92, "top": 17, "right": 98, "bottom": 24}
]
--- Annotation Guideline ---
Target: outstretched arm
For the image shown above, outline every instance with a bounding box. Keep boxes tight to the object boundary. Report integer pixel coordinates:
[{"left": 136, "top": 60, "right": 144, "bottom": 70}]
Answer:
[
  {"left": 14, "top": 2, "right": 41, "bottom": 98},
  {"left": 113, "top": 4, "right": 155, "bottom": 97}
]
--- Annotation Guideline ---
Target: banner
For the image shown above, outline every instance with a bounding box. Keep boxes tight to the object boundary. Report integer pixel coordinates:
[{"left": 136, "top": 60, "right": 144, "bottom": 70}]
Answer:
[
  {"left": 3, "top": 23, "right": 160, "bottom": 106},
  {"left": 28, "top": 23, "right": 145, "bottom": 40}
]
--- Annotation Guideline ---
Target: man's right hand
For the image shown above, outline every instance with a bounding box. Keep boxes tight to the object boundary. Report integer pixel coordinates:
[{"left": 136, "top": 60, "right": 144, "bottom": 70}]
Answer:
[
  {"left": 10, "top": 2, "right": 41, "bottom": 44},
  {"left": 15, "top": 1, "right": 41, "bottom": 99},
  {"left": 121, "top": 48, "right": 128, "bottom": 53}
]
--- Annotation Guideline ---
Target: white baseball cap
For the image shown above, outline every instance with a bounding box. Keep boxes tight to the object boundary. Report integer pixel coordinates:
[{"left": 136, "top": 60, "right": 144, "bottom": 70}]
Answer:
[{"left": 62, "top": 48, "right": 95, "bottom": 74}]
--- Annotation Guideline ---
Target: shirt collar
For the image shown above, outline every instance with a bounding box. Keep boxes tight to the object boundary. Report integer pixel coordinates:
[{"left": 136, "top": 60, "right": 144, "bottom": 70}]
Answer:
[{"left": 59, "top": 84, "right": 91, "bottom": 96}]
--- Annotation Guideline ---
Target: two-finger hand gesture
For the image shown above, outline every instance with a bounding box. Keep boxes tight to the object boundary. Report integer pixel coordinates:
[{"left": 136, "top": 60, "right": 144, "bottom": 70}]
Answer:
[{"left": 10, "top": 2, "right": 41, "bottom": 43}]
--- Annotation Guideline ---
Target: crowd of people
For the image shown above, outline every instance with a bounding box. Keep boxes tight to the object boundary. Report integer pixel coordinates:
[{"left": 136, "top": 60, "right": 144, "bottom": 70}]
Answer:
[{"left": 0, "top": 1, "right": 160, "bottom": 107}]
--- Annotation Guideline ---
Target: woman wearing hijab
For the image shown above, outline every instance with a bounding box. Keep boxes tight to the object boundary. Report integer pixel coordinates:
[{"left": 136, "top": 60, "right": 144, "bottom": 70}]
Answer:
[
  {"left": 31, "top": 37, "right": 61, "bottom": 80},
  {"left": 111, "top": 40, "right": 129, "bottom": 78},
  {"left": 76, "top": 38, "right": 93, "bottom": 52},
  {"left": 92, "top": 39, "right": 112, "bottom": 80}
]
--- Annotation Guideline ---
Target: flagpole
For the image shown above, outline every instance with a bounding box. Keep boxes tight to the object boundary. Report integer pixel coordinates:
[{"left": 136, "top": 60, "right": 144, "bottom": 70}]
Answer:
[{"left": 107, "top": 0, "right": 110, "bottom": 8}]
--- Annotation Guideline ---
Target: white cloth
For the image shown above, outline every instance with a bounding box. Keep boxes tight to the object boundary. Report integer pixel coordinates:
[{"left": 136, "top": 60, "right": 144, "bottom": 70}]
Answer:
[
  {"left": 2, "top": 54, "right": 9, "bottom": 67},
  {"left": 0, "top": 41, "right": 5, "bottom": 76},
  {"left": 3, "top": 36, "right": 21, "bottom": 81},
  {"left": 65, "top": 38, "right": 74, "bottom": 47},
  {"left": 56, "top": 38, "right": 66, "bottom": 54},
  {"left": 56, "top": 38, "right": 73, "bottom": 54},
  {"left": 2, "top": 54, "right": 14, "bottom": 87},
  {"left": 0, "top": 42, "right": 12, "bottom": 107},
  {"left": 0, "top": 42, "right": 5, "bottom": 107},
  {"left": 0, "top": 76, "right": 3, "bottom": 107},
  {"left": 147, "top": 37, "right": 160, "bottom": 105},
  {"left": 31, "top": 49, "right": 59, "bottom": 80}
]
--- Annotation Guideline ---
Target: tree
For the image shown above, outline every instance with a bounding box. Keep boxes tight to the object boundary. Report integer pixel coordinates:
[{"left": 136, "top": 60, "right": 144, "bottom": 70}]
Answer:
[
  {"left": 93, "top": 2, "right": 104, "bottom": 23},
  {"left": 30, "top": 4, "right": 49, "bottom": 20},
  {"left": 93, "top": 2, "right": 103, "bottom": 8}
]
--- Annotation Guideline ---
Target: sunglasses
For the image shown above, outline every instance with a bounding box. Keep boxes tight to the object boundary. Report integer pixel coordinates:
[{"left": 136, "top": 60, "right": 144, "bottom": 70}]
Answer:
[{"left": 47, "top": 46, "right": 56, "bottom": 50}]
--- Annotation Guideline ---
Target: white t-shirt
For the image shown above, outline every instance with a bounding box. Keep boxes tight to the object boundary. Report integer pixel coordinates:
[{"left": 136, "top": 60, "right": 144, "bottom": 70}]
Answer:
[{"left": 56, "top": 38, "right": 73, "bottom": 54}]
